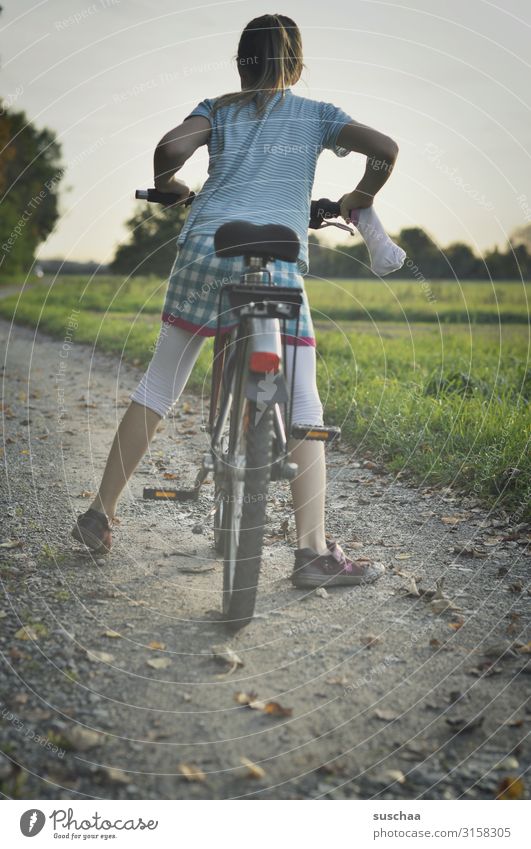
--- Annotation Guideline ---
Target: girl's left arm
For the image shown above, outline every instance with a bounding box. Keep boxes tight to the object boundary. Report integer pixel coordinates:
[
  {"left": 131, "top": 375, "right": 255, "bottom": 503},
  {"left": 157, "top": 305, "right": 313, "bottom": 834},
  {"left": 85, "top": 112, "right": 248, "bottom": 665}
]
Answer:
[{"left": 154, "top": 116, "right": 211, "bottom": 195}]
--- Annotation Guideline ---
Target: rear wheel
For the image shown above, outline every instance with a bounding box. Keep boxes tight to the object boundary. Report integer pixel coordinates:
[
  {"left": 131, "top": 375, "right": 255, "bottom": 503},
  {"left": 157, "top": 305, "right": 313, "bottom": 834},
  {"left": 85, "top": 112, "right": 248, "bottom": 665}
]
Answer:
[{"left": 222, "top": 400, "right": 274, "bottom": 630}]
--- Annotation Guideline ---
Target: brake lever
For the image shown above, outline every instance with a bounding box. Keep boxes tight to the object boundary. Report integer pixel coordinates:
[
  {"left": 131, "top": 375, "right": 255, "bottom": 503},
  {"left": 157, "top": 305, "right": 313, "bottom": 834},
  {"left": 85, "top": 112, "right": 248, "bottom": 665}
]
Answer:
[{"left": 318, "top": 220, "right": 356, "bottom": 235}]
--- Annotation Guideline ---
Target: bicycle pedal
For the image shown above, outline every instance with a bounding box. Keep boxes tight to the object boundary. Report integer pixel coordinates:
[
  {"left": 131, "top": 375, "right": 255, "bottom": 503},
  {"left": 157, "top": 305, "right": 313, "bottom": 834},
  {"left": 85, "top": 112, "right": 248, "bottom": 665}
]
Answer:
[
  {"left": 143, "top": 487, "right": 200, "bottom": 502},
  {"left": 290, "top": 424, "right": 341, "bottom": 442}
]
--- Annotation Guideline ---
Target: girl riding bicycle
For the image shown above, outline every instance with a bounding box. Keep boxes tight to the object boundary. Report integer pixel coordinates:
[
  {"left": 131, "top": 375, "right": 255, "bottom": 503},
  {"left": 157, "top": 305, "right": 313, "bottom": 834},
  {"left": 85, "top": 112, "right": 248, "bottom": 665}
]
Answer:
[{"left": 73, "top": 13, "right": 399, "bottom": 589}]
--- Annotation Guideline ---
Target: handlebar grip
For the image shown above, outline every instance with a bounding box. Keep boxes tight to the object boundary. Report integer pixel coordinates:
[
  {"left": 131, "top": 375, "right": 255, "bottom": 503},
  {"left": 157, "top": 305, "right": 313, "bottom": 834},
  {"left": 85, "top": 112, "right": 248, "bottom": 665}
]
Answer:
[
  {"left": 135, "top": 189, "right": 196, "bottom": 206},
  {"left": 309, "top": 197, "right": 341, "bottom": 228}
]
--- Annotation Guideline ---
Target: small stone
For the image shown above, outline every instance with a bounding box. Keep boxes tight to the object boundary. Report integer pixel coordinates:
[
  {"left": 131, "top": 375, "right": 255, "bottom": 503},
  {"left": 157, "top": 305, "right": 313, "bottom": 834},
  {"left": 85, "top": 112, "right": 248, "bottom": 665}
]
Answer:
[
  {"left": 96, "top": 559, "right": 106, "bottom": 566},
  {"left": 496, "top": 756, "right": 519, "bottom": 770},
  {"left": 315, "top": 587, "right": 329, "bottom": 599},
  {"left": 192, "top": 524, "right": 203, "bottom": 534}
]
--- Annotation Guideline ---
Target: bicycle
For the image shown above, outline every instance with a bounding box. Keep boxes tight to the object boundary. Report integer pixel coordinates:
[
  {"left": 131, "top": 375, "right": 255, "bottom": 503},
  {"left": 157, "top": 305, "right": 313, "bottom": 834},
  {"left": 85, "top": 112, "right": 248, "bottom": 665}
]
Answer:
[{"left": 136, "top": 188, "right": 355, "bottom": 629}]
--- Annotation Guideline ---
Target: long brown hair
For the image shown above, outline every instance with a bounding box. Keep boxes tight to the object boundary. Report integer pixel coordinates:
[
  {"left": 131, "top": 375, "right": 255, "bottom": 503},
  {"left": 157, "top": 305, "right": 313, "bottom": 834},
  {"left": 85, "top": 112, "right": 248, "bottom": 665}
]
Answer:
[{"left": 212, "top": 14, "right": 304, "bottom": 118}]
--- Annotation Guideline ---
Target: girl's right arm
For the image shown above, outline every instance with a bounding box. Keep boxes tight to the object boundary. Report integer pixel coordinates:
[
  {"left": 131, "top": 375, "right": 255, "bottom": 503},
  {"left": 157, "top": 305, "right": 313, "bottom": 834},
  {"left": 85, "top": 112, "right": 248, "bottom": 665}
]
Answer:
[
  {"left": 154, "top": 115, "right": 211, "bottom": 195},
  {"left": 335, "top": 121, "right": 399, "bottom": 220}
]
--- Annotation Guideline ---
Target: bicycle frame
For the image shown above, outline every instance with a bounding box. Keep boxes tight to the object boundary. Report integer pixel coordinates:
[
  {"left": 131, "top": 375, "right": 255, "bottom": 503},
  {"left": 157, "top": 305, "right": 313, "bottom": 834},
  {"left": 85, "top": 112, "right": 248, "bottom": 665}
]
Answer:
[{"left": 207, "top": 258, "right": 304, "bottom": 483}]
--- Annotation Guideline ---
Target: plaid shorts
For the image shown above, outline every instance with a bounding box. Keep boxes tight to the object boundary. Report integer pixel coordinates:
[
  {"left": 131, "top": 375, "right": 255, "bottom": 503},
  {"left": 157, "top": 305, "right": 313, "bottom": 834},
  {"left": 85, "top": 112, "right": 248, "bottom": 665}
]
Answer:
[{"left": 161, "top": 233, "right": 316, "bottom": 346}]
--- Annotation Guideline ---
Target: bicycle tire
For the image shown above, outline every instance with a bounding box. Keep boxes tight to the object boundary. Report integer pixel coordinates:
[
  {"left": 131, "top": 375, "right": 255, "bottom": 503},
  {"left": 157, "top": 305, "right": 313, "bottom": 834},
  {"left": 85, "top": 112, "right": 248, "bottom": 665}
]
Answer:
[
  {"left": 223, "top": 400, "right": 274, "bottom": 630},
  {"left": 213, "top": 476, "right": 228, "bottom": 555}
]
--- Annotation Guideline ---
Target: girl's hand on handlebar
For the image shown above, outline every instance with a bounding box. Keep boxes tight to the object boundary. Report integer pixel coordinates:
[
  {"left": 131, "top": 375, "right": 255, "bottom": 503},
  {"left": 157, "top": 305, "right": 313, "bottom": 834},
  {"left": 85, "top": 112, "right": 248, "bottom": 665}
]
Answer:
[
  {"left": 153, "top": 175, "right": 191, "bottom": 203},
  {"left": 339, "top": 190, "right": 374, "bottom": 222}
]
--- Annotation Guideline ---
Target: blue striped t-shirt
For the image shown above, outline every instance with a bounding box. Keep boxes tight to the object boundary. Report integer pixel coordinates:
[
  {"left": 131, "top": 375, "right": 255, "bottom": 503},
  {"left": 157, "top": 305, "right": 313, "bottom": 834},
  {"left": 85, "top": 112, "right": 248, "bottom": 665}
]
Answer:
[{"left": 177, "top": 89, "right": 353, "bottom": 274}]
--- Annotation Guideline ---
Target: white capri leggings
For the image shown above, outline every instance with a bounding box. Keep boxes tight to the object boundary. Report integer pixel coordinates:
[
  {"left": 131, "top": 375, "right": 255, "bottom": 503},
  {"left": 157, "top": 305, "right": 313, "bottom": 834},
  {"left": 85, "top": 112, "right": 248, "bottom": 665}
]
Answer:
[{"left": 131, "top": 323, "right": 324, "bottom": 425}]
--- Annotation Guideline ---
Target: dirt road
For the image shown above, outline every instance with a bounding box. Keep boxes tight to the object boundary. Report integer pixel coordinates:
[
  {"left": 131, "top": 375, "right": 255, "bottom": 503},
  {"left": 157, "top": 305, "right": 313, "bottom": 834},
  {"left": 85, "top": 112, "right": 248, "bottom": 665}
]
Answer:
[{"left": 0, "top": 317, "right": 529, "bottom": 800}]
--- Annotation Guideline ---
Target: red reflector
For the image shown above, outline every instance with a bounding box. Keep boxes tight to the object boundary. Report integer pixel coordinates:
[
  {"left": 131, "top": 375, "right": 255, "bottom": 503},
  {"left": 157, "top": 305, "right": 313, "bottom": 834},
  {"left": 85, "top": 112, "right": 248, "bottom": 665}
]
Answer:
[{"left": 249, "top": 351, "right": 280, "bottom": 373}]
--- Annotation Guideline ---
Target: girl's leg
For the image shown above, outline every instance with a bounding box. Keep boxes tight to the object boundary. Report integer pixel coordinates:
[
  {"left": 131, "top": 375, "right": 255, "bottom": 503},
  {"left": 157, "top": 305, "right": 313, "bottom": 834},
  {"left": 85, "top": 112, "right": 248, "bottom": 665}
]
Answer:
[
  {"left": 284, "top": 344, "right": 329, "bottom": 556},
  {"left": 90, "top": 323, "right": 205, "bottom": 519}
]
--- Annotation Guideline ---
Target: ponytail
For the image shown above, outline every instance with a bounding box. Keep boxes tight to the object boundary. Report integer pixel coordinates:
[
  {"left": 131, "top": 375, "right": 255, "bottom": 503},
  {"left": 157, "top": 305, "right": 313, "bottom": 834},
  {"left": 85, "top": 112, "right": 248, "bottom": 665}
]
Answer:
[{"left": 212, "top": 14, "right": 304, "bottom": 118}]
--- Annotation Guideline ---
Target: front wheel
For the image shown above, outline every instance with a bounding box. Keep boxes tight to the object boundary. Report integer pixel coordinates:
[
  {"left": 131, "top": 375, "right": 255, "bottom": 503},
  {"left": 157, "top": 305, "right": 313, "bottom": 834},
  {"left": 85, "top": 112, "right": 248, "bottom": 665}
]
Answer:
[{"left": 222, "top": 400, "right": 274, "bottom": 630}]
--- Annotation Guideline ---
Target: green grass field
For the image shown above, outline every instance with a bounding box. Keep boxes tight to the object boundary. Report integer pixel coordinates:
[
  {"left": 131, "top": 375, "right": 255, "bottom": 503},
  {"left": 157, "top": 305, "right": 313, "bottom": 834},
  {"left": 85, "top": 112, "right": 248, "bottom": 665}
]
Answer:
[{"left": 1, "top": 275, "right": 529, "bottom": 517}]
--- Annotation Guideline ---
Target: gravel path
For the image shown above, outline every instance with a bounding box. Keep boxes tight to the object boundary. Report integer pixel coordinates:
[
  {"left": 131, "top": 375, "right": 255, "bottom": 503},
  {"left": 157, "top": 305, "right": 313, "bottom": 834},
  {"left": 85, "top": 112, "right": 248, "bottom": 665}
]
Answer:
[{"left": 0, "top": 316, "right": 529, "bottom": 800}]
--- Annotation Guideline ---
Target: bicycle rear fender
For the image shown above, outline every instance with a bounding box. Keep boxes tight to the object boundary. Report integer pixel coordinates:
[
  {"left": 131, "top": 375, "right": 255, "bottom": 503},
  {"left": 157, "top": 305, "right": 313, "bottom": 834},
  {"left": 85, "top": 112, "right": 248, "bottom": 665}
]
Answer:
[{"left": 244, "top": 316, "right": 289, "bottom": 410}]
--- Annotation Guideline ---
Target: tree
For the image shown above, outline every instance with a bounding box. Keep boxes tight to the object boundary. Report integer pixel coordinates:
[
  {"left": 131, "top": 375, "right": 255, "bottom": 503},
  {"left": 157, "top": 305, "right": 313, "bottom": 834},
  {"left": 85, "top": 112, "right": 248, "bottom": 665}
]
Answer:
[
  {"left": 0, "top": 106, "right": 63, "bottom": 274},
  {"left": 443, "top": 242, "right": 482, "bottom": 279},
  {"left": 110, "top": 203, "right": 189, "bottom": 277}
]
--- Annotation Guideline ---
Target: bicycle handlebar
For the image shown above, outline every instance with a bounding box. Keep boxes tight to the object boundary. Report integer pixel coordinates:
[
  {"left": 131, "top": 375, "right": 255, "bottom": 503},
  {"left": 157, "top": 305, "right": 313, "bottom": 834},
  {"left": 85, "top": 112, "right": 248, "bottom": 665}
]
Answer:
[
  {"left": 135, "top": 188, "right": 196, "bottom": 206},
  {"left": 135, "top": 190, "right": 348, "bottom": 231}
]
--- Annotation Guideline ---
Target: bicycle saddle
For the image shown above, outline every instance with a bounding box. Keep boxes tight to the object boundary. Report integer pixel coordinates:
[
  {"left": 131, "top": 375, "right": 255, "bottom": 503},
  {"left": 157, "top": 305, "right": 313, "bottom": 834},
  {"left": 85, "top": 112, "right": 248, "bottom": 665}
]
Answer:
[{"left": 214, "top": 221, "right": 300, "bottom": 263}]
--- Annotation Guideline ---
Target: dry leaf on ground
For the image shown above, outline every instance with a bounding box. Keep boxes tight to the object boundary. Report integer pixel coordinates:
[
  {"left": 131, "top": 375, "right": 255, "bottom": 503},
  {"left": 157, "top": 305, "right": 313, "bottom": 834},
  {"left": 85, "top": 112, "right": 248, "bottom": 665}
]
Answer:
[
  {"left": 15, "top": 626, "right": 41, "bottom": 641},
  {"left": 64, "top": 727, "right": 104, "bottom": 752},
  {"left": 103, "top": 767, "right": 129, "bottom": 784},
  {"left": 234, "top": 692, "right": 292, "bottom": 717},
  {"left": 86, "top": 649, "right": 115, "bottom": 664},
  {"left": 240, "top": 757, "right": 265, "bottom": 779},
  {"left": 178, "top": 762, "right": 206, "bottom": 782},
  {"left": 374, "top": 708, "right": 399, "bottom": 722},
  {"left": 496, "top": 776, "right": 525, "bottom": 800},
  {"left": 146, "top": 657, "right": 171, "bottom": 670},
  {"left": 212, "top": 644, "right": 244, "bottom": 676}
]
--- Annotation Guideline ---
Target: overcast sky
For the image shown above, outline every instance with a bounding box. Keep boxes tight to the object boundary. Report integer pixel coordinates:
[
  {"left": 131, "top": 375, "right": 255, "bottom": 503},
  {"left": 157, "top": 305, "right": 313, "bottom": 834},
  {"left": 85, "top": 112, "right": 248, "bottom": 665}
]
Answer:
[{"left": 2, "top": 0, "right": 530, "bottom": 263}]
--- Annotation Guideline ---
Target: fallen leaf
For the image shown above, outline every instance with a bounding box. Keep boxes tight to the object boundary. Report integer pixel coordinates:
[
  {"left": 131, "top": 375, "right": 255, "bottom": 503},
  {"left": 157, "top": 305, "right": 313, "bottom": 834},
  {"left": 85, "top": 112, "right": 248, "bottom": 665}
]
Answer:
[
  {"left": 445, "top": 715, "right": 485, "bottom": 733},
  {"left": 163, "top": 472, "right": 178, "bottom": 480},
  {"left": 261, "top": 701, "right": 293, "bottom": 717},
  {"left": 361, "top": 633, "right": 381, "bottom": 648},
  {"left": 0, "top": 539, "right": 22, "bottom": 549},
  {"left": 103, "top": 630, "right": 121, "bottom": 639},
  {"left": 64, "top": 726, "right": 104, "bottom": 751},
  {"left": 103, "top": 767, "right": 129, "bottom": 784},
  {"left": 374, "top": 708, "right": 399, "bottom": 722},
  {"left": 78, "top": 490, "right": 95, "bottom": 498},
  {"left": 449, "top": 619, "right": 464, "bottom": 630},
  {"left": 496, "top": 776, "right": 525, "bottom": 800},
  {"left": 405, "top": 577, "right": 421, "bottom": 597},
  {"left": 431, "top": 598, "right": 460, "bottom": 615},
  {"left": 234, "top": 691, "right": 258, "bottom": 706},
  {"left": 468, "top": 660, "right": 502, "bottom": 677},
  {"left": 482, "top": 641, "right": 517, "bottom": 659},
  {"left": 235, "top": 693, "right": 293, "bottom": 717},
  {"left": 325, "top": 676, "right": 349, "bottom": 686},
  {"left": 147, "top": 657, "right": 171, "bottom": 670},
  {"left": 441, "top": 516, "right": 462, "bottom": 525},
  {"left": 517, "top": 641, "right": 531, "bottom": 654},
  {"left": 14, "top": 625, "right": 45, "bottom": 641},
  {"left": 395, "top": 553, "right": 412, "bottom": 560},
  {"left": 178, "top": 762, "right": 206, "bottom": 782},
  {"left": 212, "top": 644, "right": 244, "bottom": 676},
  {"left": 240, "top": 756, "right": 265, "bottom": 779},
  {"left": 506, "top": 613, "right": 521, "bottom": 635},
  {"left": 148, "top": 640, "right": 167, "bottom": 650},
  {"left": 387, "top": 769, "right": 406, "bottom": 784},
  {"left": 86, "top": 649, "right": 115, "bottom": 664}
]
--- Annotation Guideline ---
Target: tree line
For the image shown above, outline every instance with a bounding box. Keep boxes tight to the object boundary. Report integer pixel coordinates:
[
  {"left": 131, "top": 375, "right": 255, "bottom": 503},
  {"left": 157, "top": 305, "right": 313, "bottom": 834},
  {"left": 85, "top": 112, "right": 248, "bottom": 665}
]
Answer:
[
  {"left": 111, "top": 203, "right": 531, "bottom": 281},
  {"left": 1, "top": 91, "right": 529, "bottom": 282}
]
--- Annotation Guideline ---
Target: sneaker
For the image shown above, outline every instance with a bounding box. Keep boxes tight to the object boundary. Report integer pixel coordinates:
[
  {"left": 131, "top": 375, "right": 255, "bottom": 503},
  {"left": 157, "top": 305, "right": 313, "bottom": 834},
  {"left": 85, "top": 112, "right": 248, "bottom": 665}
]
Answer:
[
  {"left": 291, "top": 540, "right": 385, "bottom": 588},
  {"left": 72, "top": 508, "right": 112, "bottom": 554}
]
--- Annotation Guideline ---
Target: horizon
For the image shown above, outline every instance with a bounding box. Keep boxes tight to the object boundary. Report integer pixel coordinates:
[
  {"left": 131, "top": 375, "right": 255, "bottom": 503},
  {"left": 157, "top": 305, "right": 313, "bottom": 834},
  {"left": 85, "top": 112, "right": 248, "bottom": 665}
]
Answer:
[{"left": 2, "top": 0, "right": 530, "bottom": 264}]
